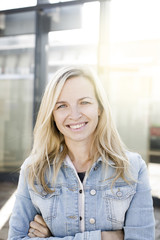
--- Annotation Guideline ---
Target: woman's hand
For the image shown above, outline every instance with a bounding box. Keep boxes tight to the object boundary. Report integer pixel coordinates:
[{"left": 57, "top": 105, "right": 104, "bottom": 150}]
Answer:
[
  {"left": 28, "top": 215, "right": 52, "bottom": 238},
  {"left": 101, "top": 230, "right": 124, "bottom": 240},
  {"left": 28, "top": 215, "right": 124, "bottom": 239}
]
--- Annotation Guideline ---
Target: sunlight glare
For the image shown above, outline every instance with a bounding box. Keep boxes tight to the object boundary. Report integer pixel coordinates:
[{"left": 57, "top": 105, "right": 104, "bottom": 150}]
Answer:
[
  {"left": 0, "top": 191, "right": 16, "bottom": 230},
  {"left": 110, "top": 0, "right": 160, "bottom": 42}
]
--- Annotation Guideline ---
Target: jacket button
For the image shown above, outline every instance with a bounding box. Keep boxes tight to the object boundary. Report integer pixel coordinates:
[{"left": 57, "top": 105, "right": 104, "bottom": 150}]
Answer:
[
  {"left": 90, "top": 189, "right": 96, "bottom": 196},
  {"left": 79, "top": 189, "right": 82, "bottom": 194},
  {"left": 89, "top": 218, "right": 95, "bottom": 224},
  {"left": 94, "top": 166, "right": 98, "bottom": 171},
  {"left": 116, "top": 191, "right": 123, "bottom": 197}
]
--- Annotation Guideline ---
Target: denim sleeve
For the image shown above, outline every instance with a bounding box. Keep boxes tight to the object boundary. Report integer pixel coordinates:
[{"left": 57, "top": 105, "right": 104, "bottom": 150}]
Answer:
[
  {"left": 8, "top": 163, "right": 38, "bottom": 239},
  {"left": 123, "top": 156, "right": 155, "bottom": 240},
  {"left": 8, "top": 231, "right": 101, "bottom": 240},
  {"left": 8, "top": 163, "right": 101, "bottom": 240}
]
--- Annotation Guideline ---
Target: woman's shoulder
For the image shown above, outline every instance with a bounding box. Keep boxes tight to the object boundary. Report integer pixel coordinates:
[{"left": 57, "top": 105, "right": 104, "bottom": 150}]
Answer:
[
  {"left": 125, "top": 151, "right": 147, "bottom": 177},
  {"left": 126, "top": 151, "right": 146, "bottom": 164},
  {"left": 21, "top": 156, "right": 33, "bottom": 171}
]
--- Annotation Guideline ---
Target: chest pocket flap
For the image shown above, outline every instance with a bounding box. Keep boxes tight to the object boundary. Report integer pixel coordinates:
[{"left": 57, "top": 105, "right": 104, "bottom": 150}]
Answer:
[
  {"left": 104, "top": 183, "right": 136, "bottom": 226},
  {"left": 29, "top": 186, "right": 61, "bottom": 220}
]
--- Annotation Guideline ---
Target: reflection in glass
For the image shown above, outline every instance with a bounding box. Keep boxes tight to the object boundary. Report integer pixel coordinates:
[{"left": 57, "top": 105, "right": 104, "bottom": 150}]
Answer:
[
  {"left": 0, "top": 35, "right": 35, "bottom": 171},
  {"left": 0, "top": 0, "right": 37, "bottom": 11},
  {"left": 48, "top": 2, "right": 100, "bottom": 76},
  {"left": 106, "top": 0, "right": 160, "bottom": 162}
]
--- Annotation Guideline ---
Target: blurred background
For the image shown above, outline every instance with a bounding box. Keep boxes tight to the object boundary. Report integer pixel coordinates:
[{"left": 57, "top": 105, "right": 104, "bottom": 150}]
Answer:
[{"left": 0, "top": 0, "right": 160, "bottom": 238}]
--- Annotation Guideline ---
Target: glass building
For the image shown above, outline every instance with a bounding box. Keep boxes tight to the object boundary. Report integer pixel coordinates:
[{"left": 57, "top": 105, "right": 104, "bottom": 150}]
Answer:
[{"left": 0, "top": 0, "right": 160, "bottom": 177}]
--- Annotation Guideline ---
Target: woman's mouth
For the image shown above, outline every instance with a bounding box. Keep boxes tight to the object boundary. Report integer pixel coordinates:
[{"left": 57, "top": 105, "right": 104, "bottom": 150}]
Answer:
[{"left": 67, "top": 122, "right": 88, "bottom": 130}]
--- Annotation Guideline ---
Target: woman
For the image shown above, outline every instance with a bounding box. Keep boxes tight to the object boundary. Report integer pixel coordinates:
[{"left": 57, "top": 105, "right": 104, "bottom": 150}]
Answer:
[{"left": 8, "top": 66, "right": 155, "bottom": 239}]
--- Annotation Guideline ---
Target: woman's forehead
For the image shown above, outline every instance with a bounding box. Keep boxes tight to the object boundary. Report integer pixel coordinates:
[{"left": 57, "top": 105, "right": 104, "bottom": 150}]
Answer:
[{"left": 57, "top": 76, "right": 96, "bottom": 100}]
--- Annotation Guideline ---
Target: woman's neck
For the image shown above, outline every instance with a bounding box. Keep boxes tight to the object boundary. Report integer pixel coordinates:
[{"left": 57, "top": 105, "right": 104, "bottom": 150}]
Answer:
[{"left": 65, "top": 139, "right": 92, "bottom": 172}]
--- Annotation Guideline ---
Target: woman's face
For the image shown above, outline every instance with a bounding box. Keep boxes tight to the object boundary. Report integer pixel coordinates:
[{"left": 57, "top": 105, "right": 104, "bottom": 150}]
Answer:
[{"left": 53, "top": 76, "right": 100, "bottom": 145}]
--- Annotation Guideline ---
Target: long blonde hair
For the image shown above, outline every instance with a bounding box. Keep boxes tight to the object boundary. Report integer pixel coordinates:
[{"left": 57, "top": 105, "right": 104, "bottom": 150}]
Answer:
[{"left": 28, "top": 66, "right": 130, "bottom": 192}]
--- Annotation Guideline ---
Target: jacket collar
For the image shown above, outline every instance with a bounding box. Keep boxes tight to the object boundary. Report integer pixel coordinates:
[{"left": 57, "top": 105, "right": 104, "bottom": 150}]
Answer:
[{"left": 63, "top": 155, "right": 116, "bottom": 168}]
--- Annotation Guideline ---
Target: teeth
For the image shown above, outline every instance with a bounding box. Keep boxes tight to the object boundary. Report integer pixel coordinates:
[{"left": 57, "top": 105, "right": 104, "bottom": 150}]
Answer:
[{"left": 69, "top": 123, "right": 85, "bottom": 129}]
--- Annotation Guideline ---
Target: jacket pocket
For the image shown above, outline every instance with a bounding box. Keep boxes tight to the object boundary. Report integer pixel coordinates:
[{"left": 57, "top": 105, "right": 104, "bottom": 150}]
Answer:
[
  {"left": 29, "top": 186, "right": 61, "bottom": 221},
  {"left": 103, "top": 183, "right": 136, "bottom": 228}
]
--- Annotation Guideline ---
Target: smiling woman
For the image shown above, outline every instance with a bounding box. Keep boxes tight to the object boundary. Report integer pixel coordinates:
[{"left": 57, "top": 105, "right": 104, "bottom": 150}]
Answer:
[{"left": 8, "top": 66, "right": 155, "bottom": 240}]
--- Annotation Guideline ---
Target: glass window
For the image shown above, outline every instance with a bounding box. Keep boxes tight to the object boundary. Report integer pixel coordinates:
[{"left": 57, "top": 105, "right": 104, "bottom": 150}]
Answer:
[
  {"left": 0, "top": 35, "right": 35, "bottom": 171},
  {"left": 44, "top": 0, "right": 80, "bottom": 3},
  {"left": 48, "top": 1, "right": 100, "bottom": 77},
  {"left": 0, "top": 0, "right": 37, "bottom": 11},
  {"left": 105, "top": 0, "right": 160, "bottom": 162}
]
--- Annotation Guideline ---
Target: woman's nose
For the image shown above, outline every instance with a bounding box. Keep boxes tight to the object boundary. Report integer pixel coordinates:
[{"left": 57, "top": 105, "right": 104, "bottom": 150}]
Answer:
[{"left": 68, "top": 106, "right": 82, "bottom": 120}]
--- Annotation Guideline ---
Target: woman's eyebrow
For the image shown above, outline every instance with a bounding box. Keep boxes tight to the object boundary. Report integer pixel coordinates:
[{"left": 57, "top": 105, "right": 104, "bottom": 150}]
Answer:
[
  {"left": 55, "top": 101, "right": 67, "bottom": 105},
  {"left": 56, "top": 97, "right": 93, "bottom": 104},
  {"left": 79, "top": 97, "right": 93, "bottom": 100}
]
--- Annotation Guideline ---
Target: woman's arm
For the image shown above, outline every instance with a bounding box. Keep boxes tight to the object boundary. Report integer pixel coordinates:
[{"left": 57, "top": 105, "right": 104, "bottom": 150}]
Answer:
[
  {"left": 8, "top": 163, "right": 101, "bottom": 240},
  {"left": 8, "top": 168, "right": 101, "bottom": 240},
  {"left": 101, "top": 230, "right": 124, "bottom": 240},
  {"left": 28, "top": 215, "right": 124, "bottom": 240},
  {"left": 123, "top": 156, "right": 155, "bottom": 239},
  {"left": 9, "top": 160, "right": 124, "bottom": 240}
]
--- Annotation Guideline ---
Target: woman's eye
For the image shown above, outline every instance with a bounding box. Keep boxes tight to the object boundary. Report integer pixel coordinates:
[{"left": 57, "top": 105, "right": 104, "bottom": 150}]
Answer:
[
  {"left": 57, "top": 104, "right": 67, "bottom": 109},
  {"left": 81, "top": 101, "right": 90, "bottom": 105}
]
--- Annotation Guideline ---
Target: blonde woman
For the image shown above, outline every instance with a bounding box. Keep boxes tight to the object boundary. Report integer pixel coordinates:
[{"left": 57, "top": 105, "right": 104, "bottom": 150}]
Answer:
[{"left": 8, "top": 66, "right": 155, "bottom": 240}]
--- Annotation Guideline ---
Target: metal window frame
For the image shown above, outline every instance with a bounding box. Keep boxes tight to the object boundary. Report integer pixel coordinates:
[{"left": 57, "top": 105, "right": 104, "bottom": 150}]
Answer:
[{"left": 0, "top": 0, "right": 107, "bottom": 14}]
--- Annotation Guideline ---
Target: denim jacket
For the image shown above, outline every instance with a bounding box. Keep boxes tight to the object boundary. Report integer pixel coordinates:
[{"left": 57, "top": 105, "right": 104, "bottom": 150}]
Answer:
[{"left": 8, "top": 151, "right": 155, "bottom": 240}]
